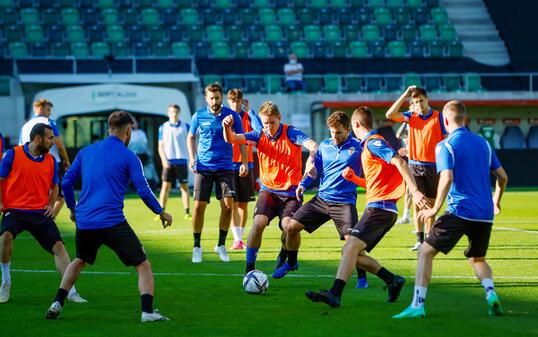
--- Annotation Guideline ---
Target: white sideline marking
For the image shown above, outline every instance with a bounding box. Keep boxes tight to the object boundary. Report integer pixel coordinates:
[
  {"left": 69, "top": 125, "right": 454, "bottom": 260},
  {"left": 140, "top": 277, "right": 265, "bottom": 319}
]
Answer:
[
  {"left": 11, "top": 269, "right": 538, "bottom": 280},
  {"left": 494, "top": 227, "right": 538, "bottom": 234}
]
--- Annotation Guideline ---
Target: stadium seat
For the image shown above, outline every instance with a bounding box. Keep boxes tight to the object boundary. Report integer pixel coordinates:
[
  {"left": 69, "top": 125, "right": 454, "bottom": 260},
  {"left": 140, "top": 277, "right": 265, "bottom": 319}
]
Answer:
[
  {"left": 305, "top": 76, "right": 323, "bottom": 93},
  {"left": 362, "top": 25, "right": 380, "bottom": 42},
  {"left": 423, "top": 75, "right": 442, "bottom": 91},
  {"left": 386, "top": 0, "right": 404, "bottom": 8},
  {"left": 195, "top": 0, "right": 212, "bottom": 8},
  {"left": 43, "top": 8, "right": 61, "bottom": 25},
  {"left": 345, "top": 76, "right": 363, "bottom": 92},
  {"left": 449, "top": 40, "right": 464, "bottom": 57},
  {"left": 206, "top": 25, "right": 225, "bottom": 43},
  {"left": 431, "top": 8, "right": 449, "bottom": 25},
  {"left": 336, "top": 8, "right": 354, "bottom": 25},
  {"left": 5, "top": 26, "right": 22, "bottom": 43},
  {"left": 330, "top": 41, "right": 347, "bottom": 58},
  {"left": 193, "top": 41, "right": 210, "bottom": 58},
  {"left": 251, "top": 41, "right": 270, "bottom": 58},
  {"left": 259, "top": 8, "right": 277, "bottom": 26},
  {"left": 91, "top": 41, "right": 110, "bottom": 57},
  {"left": 401, "top": 24, "right": 417, "bottom": 42},
  {"left": 107, "top": 25, "right": 125, "bottom": 43},
  {"left": 365, "top": 77, "right": 383, "bottom": 92},
  {"left": 62, "top": 8, "right": 80, "bottom": 26},
  {"left": 323, "top": 25, "right": 341, "bottom": 43},
  {"left": 290, "top": 41, "right": 309, "bottom": 58},
  {"left": 180, "top": 9, "right": 199, "bottom": 25},
  {"left": 71, "top": 42, "right": 89, "bottom": 58},
  {"left": 272, "top": 41, "right": 290, "bottom": 58},
  {"left": 414, "top": 7, "right": 429, "bottom": 25},
  {"left": 252, "top": 0, "right": 270, "bottom": 7},
  {"left": 266, "top": 75, "right": 284, "bottom": 93},
  {"left": 383, "top": 23, "right": 398, "bottom": 41},
  {"left": 385, "top": 76, "right": 403, "bottom": 92},
  {"left": 21, "top": 8, "right": 40, "bottom": 26},
  {"left": 35, "top": 0, "right": 54, "bottom": 7},
  {"left": 407, "top": 0, "right": 424, "bottom": 8},
  {"left": 234, "top": 42, "right": 250, "bottom": 58},
  {"left": 439, "top": 24, "right": 457, "bottom": 42},
  {"left": 102, "top": 8, "right": 120, "bottom": 26},
  {"left": 221, "top": 8, "right": 237, "bottom": 26},
  {"left": 172, "top": 42, "right": 191, "bottom": 58},
  {"left": 349, "top": 41, "right": 369, "bottom": 58},
  {"left": 122, "top": 8, "right": 140, "bottom": 26},
  {"left": 1, "top": 8, "right": 18, "bottom": 25},
  {"left": 278, "top": 8, "right": 296, "bottom": 26},
  {"left": 224, "top": 77, "right": 244, "bottom": 92},
  {"left": 141, "top": 8, "right": 160, "bottom": 26},
  {"left": 186, "top": 25, "right": 204, "bottom": 43},
  {"left": 501, "top": 126, "right": 526, "bottom": 149},
  {"left": 211, "top": 42, "right": 231, "bottom": 59},
  {"left": 8, "top": 42, "right": 28, "bottom": 58},
  {"left": 25, "top": 25, "right": 45, "bottom": 44},
  {"left": 318, "top": 8, "right": 334, "bottom": 25},
  {"left": 355, "top": 7, "right": 372, "bottom": 24},
  {"left": 285, "top": 25, "right": 302, "bottom": 41},
  {"left": 47, "top": 25, "right": 65, "bottom": 43},
  {"left": 297, "top": 8, "right": 315, "bottom": 25},
  {"left": 239, "top": 8, "right": 256, "bottom": 25},
  {"left": 127, "top": 25, "right": 145, "bottom": 43},
  {"left": 31, "top": 44, "right": 49, "bottom": 57},
  {"left": 274, "top": 0, "right": 289, "bottom": 7},
  {"left": 214, "top": 0, "right": 232, "bottom": 8},
  {"left": 374, "top": 8, "right": 392, "bottom": 25},
  {"left": 168, "top": 25, "right": 183, "bottom": 42},
  {"left": 366, "top": 0, "right": 384, "bottom": 8},
  {"left": 404, "top": 73, "right": 421, "bottom": 87},
  {"left": 98, "top": 0, "right": 115, "bottom": 8},
  {"left": 324, "top": 74, "right": 340, "bottom": 93},
  {"left": 395, "top": 8, "right": 411, "bottom": 25},
  {"left": 312, "top": 41, "right": 329, "bottom": 58},
  {"left": 57, "top": 0, "right": 77, "bottom": 7},
  {"left": 309, "top": 0, "right": 328, "bottom": 8},
  {"left": 246, "top": 25, "right": 263, "bottom": 42},
  {"left": 0, "top": 0, "right": 14, "bottom": 7},
  {"left": 51, "top": 42, "right": 69, "bottom": 57},
  {"left": 81, "top": 8, "right": 99, "bottom": 26},
  {"left": 429, "top": 40, "right": 445, "bottom": 57},
  {"left": 371, "top": 40, "right": 386, "bottom": 58},
  {"left": 343, "top": 25, "right": 359, "bottom": 41},
  {"left": 420, "top": 24, "right": 438, "bottom": 44},
  {"left": 410, "top": 40, "right": 425, "bottom": 57},
  {"left": 111, "top": 41, "right": 130, "bottom": 57},
  {"left": 388, "top": 40, "right": 406, "bottom": 58},
  {"left": 236, "top": 0, "right": 250, "bottom": 7},
  {"left": 227, "top": 25, "right": 244, "bottom": 43},
  {"left": 350, "top": 0, "right": 365, "bottom": 6},
  {"left": 88, "top": 25, "right": 105, "bottom": 42},
  {"left": 148, "top": 26, "right": 166, "bottom": 44},
  {"left": 527, "top": 126, "right": 538, "bottom": 149},
  {"left": 465, "top": 73, "right": 483, "bottom": 92},
  {"left": 200, "top": 8, "right": 222, "bottom": 26},
  {"left": 133, "top": 42, "right": 150, "bottom": 57},
  {"left": 265, "top": 25, "right": 284, "bottom": 43},
  {"left": 66, "top": 25, "right": 85, "bottom": 43},
  {"left": 443, "top": 74, "right": 462, "bottom": 91}
]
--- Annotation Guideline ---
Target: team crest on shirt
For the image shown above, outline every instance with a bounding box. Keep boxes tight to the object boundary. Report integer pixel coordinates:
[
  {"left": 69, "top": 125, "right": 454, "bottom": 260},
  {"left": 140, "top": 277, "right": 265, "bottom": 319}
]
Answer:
[
  {"left": 348, "top": 147, "right": 356, "bottom": 155},
  {"left": 371, "top": 140, "right": 383, "bottom": 147}
]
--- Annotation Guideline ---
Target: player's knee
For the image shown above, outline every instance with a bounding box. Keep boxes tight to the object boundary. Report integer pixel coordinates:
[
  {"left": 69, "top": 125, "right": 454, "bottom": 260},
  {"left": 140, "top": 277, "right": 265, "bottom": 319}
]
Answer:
[
  {"left": 0, "top": 231, "right": 13, "bottom": 243},
  {"left": 51, "top": 241, "right": 66, "bottom": 254},
  {"left": 288, "top": 220, "right": 304, "bottom": 233}
]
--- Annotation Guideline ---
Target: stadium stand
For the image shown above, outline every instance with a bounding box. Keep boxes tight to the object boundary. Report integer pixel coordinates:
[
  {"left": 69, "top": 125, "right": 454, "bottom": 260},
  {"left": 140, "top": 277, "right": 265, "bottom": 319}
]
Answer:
[{"left": 501, "top": 126, "right": 527, "bottom": 150}]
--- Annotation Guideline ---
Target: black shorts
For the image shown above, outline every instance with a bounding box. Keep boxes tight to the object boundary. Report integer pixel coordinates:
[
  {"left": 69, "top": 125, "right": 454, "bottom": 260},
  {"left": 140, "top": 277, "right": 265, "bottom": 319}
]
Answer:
[
  {"left": 162, "top": 163, "right": 188, "bottom": 184},
  {"left": 193, "top": 170, "right": 235, "bottom": 202},
  {"left": 234, "top": 170, "right": 255, "bottom": 203},
  {"left": 254, "top": 190, "right": 302, "bottom": 227},
  {"left": 292, "top": 195, "right": 358, "bottom": 240},
  {"left": 409, "top": 164, "right": 439, "bottom": 199},
  {"left": 1, "top": 210, "right": 62, "bottom": 254},
  {"left": 75, "top": 221, "right": 147, "bottom": 266},
  {"left": 425, "top": 212, "right": 492, "bottom": 258},
  {"left": 348, "top": 208, "right": 398, "bottom": 252}
]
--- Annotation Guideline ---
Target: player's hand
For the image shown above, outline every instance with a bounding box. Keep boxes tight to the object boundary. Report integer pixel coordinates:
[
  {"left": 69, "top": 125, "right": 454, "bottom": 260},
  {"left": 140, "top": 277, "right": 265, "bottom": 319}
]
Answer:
[
  {"left": 398, "top": 147, "right": 408, "bottom": 157},
  {"left": 494, "top": 202, "right": 501, "bottom": 216},
  {"left": 222, "top": 115, "right": 234, "bottom": 127},
  {"left": 69, "top": 209, "right": 76, "bottom": 222},
  {"left": 417, "top": 208, "right": 437, "bottom": 223},
  {"left": 411, "top": 190, "right": 431, "bottom": 210},
  {"left": 163, "top": 162, "right": 171, "bottom": 169},
  {"left": 44, "top": 205, "right": 54, "bottom": 218},
  {"left": 296, "top": 185, "right": 305, "bottom": 202},
  {"left": 304, "top": 159, "right": 317, "bottom": 178},
  {"left": 239, "top": 164, "right": 248, "bottom": 177},
  {"left": 160, "top": 211, "right": 173, "bottom": 228},
  {"left": 342, "top": 167, "right": 356, "bottom": 181},
  {"left": 405, "top": 85, "right": 416, "bottom": 97},
  {"left": 62, "top": 160, "right": 70, "bottom": 170},
  {"left": 189, "top": 158, "right": 197, "bottom": 173}
]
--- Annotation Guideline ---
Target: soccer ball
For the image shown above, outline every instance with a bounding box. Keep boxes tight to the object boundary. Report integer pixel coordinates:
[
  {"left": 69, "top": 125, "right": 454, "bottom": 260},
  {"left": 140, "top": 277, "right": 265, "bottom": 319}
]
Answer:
[{"left": 243, "top": 270, "right": 269, "bottom": 294}]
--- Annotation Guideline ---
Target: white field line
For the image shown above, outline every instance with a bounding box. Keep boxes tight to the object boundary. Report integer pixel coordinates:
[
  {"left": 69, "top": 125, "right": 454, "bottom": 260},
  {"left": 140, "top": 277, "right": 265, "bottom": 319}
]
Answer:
[
  {"left": 10, "top": 269, "right": 538, "bottom": 280},
  {"left": 493, "top": 227, "right": 538, "bottom": 234}
]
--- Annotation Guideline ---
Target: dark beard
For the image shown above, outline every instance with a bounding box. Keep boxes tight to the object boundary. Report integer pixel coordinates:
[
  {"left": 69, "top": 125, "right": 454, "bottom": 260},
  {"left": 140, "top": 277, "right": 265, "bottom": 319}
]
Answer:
[{"left": 37, "top": 144, "right": 50, "bottom": 154}]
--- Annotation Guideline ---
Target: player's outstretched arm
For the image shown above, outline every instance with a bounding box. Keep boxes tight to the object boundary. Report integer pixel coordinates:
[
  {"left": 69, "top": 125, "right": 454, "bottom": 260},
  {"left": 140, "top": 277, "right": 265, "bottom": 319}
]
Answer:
[
  {"left": 54, "top": 136, "right": 71, "bottom": 168},
  {"left": 0, "top": 177, "right": 4, "bottom": 211},
  {"left": 341, "top": 167, "right": 366, "bottom": 188},
  {"left": 222, "top": 115, "right": 247, "bottom": 145},
  {"left": 303, "top": 139, "right": 318, "bottom": 178},
  {"left": 492, "top": 167, "right": 508, "bottom": 215},
  {"left": 157, "top": 140, "right": 170, "bottom": 169},
  {"left": 386, "top": 85, "right": 416, "bottom": 122}
]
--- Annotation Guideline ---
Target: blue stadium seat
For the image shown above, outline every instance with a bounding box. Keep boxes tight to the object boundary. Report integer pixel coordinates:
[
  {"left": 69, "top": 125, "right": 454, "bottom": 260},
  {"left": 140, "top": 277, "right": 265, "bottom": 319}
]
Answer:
[
  {"left": 31, "top": 42, "right": 49, "bottom": 57},
  {"left": 168, "top": 25, "right": 183, "bottom": 42},
  {"left": 224, "top": 77, "right": 244, "bottom": 91},
  {"left": 132, "top": 42, "right": 150, "bottom": 57},
  {"left": 423, "top": 75, "right": 442, "bottom": 91},
  {"left": 193, "top": 41, "right": 210, "bottom": 58},
  {"left": 414, "top": 7, "right": 429, "bottom": 25},
  {"left": 271, "top": 41, "right": 290, "bottom": 58},
  {"left": 47, "top": 25, "right": 65, "bottom": 43},
  {"left": 162, "top": 8, "right": 178, "bottom": 26},
  {"left": 312, "top": 41, "right": 329, "bottom": 58},
  {"left": 51, "top": 42, "right": 69, "bottom": 57},
  {"left": 364, "top": 76, "right": 383, "bottom": 92},
  {"left": 385, "top": 76, "right": 403, "bottom": 92},
  {"left": 527, "top": 126, "right": 538, "bottom": 149},
  {"left": 88, "top": 25, "right": 105, "bottom": 43},
  {"left": 336, "top": 8, "right": 354, "bottom": 25},
  {"left": 318, "top": 8, "right": 334, "bottom": 25},
  {"left": 127, "top": 25, "right": 144, "bottom": 43},
  {"left": 501, "top": 126, "right": 526, "bottom": 149},
  {"left": 245, "top": 77, "right": 264, "bottom": 93}
]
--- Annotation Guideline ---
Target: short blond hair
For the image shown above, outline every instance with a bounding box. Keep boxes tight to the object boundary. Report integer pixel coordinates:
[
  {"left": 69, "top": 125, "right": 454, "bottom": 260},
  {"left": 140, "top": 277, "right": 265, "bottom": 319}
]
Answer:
[
  {"left": 33, "top": 98, "right": 53, "bottom": 108},
  {"left": 258, "top": 101, "right": 280, "bottom": 117}
]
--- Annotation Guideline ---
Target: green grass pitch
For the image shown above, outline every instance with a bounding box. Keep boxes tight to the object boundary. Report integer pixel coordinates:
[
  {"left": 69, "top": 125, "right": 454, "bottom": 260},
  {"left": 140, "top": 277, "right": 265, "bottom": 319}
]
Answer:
[{"left": 1, "top": 190, "right": 537, "bottom": 337}]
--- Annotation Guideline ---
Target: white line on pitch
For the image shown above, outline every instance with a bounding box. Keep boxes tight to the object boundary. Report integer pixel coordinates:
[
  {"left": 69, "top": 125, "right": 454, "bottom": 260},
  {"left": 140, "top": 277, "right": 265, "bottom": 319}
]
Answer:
[
  {"left": 10, "top": 269, "right": 538, "bottom": 280},
  {"left": 493, "top": 226, "right": 538, "bottom": 234}
]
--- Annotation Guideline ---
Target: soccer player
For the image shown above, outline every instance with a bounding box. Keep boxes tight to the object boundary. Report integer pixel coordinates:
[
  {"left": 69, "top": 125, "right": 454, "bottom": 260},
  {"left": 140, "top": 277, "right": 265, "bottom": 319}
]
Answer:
[
  {"left": 275, "top": 111, "right": 368, "bottom": 286},
  {"left": 187, "top": 83, "right": 247, "bottom": 263},
  {"left": 222, "top": 101, "right": 317, "bottom": 275},
  {"left": 0, "top": 123, "right": 85, "bottom": 304},
  {"left": 386, "top": 86, "right": 447, "bottom": 251},
  {"left": 157, "top": 104, "right": 192, "bottom": 221},
  {"left": 393, "top": 101, "right": 508, "bottom": 319},
  {"left": 44, "top": 111, "right": 172, "bottom": 322},
  {"left": 227, "top": 89, "right": 262, "bottom": 250},
  {"left": 20, "top": 99, "right": 71, "bottom": 219},
  {"left": 305, "top": 106, "right": 429, "bottom": 308}
]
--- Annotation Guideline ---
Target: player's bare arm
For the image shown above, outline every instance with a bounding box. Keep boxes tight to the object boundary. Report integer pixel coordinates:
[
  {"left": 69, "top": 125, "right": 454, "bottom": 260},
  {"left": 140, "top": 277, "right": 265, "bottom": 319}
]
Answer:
[
  {"left": 239, "top": 144, "right": 249, "bottom": 177},
  {"left": 492, "top": 167, "right": 508, "bottom": 215},
  {"left": 54, "top": 137, "right": 71, "bottom": 168},
  {"left": 186, "top": 133, "right": 197, "bottom": 172},
  {"left": 386, "top": 85, "right": 416, "bottom": 122},
  {"left": 45, "top": 184, "right": 59, "bottom": 218},
  {"left": 390, "top": 155, "right": 430, "bottom": 209},
  {"left": 303, "top": 139, "right": 318, "bottom": 178},
  {"left": 157, "top": 140, "right": 170, "bottom": 169},
  {"left": 222, "top": 115, "right": 247, "bottom": 145}
]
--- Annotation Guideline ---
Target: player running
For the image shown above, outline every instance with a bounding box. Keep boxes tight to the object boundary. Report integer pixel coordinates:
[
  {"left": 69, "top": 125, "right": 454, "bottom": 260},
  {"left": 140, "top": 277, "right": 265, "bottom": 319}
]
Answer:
[
  {"left": 306, "top": 106, "right": 429, "bottom": 307},
  {"left": 222, "top": 101, "right": 317, "bottom": 275},
  {"left": 393, "top": 101, "right": 508, "bottom": 318}
]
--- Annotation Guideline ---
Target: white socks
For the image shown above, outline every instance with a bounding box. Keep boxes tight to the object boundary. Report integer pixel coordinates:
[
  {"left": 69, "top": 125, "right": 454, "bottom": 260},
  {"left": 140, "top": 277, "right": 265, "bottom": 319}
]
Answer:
[
  {"left": 402, "top": 208, "right": 410, "bottom": 219},
  {"left": 231, "top": 226, "right": 245, "bottom": 242},
  {"left": 481, "top": 278, "right": 496, "bottom": 299},
  {"left": 239, "top": 227, "right": 245, "bottom": 240},
  {"left": 411, "top": 286, "right": 428, "bottom": 309},
  {"left": 1, "top": 262, "right": 10, "bottom": 284}
]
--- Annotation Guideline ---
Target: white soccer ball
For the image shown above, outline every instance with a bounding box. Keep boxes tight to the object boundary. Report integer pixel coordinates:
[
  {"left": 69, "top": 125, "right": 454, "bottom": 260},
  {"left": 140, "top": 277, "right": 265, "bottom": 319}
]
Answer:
[{"left": 243, "top": 270, "right": 269, "bottom": 294}]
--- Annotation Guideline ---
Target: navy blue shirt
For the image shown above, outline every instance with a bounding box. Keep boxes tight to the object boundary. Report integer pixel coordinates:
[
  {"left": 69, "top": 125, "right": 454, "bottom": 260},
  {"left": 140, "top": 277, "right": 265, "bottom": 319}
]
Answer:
[
  {"left": 301, "top": 135, "right": 362, "bottom": 204},
  {"left": 63, "top": 136, "right": 162, "bottom": 230},
  {"left": 436, "top": 127, "right": 501, "bottom": 222},
  {"left": 189, "top": 106, "right": 244, "bottom": 171}
]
